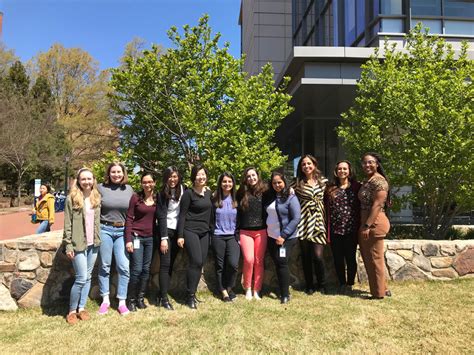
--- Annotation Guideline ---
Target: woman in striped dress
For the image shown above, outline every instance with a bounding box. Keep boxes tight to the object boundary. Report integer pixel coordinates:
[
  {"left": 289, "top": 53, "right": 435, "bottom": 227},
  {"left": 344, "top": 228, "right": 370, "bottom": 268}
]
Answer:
[{"left": 293, "top": 154, "right": 328, "bottom": 294}]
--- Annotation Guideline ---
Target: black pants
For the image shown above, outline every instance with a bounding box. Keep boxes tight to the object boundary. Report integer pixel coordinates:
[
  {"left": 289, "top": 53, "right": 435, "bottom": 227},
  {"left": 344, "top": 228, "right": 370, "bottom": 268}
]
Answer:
[
  {"left": 331, "top": 233, "right": 357, "bottom": 286},
  {"left": 128, "top": 236, "right": 154, "bottom": 298},
  {"left": 211, "top": 234, "right": 240, "bottom": 292},
  {"left": 158, "top": 228, "right": 180, "bottom": 298},
  {"left": 184, "top": 230, "right": 210, "bottom": 294},
  {"left": 268, "top": 237, "right": 297, "bottom": 298},
  {"left": 299, "top": 239, "right": 326, "bottom": 290}
]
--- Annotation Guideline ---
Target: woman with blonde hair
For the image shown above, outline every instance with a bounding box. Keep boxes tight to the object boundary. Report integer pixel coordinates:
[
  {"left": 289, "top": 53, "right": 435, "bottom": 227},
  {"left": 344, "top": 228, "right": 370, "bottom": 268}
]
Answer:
[{"left": 63, "top": 168, "right": 101, "bottom": 324}]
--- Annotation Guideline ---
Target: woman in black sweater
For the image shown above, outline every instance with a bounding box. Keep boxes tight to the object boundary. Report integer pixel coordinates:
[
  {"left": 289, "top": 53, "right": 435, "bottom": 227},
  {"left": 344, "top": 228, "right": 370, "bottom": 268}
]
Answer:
[{"left": 177, "top": 164, "right": 213, "bottom": 309}]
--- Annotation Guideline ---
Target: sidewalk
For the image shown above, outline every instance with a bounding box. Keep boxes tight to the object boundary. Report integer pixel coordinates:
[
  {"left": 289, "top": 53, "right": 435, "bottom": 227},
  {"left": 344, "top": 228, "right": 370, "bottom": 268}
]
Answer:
[{"left": 0, "top": 210, "right": 64, "bottom": 241}]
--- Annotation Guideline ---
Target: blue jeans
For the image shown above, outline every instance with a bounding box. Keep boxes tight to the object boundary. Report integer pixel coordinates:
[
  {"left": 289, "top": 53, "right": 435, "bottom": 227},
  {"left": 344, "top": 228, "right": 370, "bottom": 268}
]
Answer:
[
  {"left": 98, "top": 224, "right": 130, "bottom": 300},
  {"left": 128, "top": 236, "right": 153, "bottom": 298},
  {"left": 36, "top": 220, "right": 50, "bottom": 234},
  {"left": 69, "top": 245, "right": 99, "bottom": 311}
]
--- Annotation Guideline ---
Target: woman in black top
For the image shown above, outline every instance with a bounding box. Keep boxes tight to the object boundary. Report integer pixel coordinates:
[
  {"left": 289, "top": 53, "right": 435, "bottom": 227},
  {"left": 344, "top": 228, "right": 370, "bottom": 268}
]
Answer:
[{"left": 177, "top": 164, "right": 213, "bottom": 309}]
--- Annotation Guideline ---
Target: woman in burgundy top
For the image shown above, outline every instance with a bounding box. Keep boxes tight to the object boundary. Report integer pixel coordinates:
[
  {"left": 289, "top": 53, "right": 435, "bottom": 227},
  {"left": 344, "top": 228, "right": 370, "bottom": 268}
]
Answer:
[{"left": 125, "top": 172, "right": 157, "bottom": 311}]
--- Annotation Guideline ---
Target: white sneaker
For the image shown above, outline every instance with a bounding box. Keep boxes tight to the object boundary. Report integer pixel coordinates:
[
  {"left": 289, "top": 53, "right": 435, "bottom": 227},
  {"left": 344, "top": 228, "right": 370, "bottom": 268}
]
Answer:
[
  {"left": 245, "top": 289, "right": 253, "bottom": 300},
  {"left": 253, "top": 291, "right": 262, "bottom": 300}
]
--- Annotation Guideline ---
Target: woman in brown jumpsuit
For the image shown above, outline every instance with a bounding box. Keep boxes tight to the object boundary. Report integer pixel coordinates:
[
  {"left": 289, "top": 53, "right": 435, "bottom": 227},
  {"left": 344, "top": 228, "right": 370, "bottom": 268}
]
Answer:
[{"left": 358, "top": 152, "right": 391, "bottom": 299}]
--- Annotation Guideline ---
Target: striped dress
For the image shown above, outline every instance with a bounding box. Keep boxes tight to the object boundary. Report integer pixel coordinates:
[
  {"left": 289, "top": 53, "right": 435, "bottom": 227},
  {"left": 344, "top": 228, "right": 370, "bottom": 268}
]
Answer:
[{"left": 294, "top": 178, "right": 328, "bottom": 245}]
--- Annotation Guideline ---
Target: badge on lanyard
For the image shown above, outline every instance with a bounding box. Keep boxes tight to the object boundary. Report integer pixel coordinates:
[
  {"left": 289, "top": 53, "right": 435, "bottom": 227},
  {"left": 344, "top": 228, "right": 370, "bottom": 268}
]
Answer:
[
  {"left": 279, "top": 246, "right": 286, "bottom": 258},
  {"left": 133, "top": 238, "right": 140, "bottom": 249}
]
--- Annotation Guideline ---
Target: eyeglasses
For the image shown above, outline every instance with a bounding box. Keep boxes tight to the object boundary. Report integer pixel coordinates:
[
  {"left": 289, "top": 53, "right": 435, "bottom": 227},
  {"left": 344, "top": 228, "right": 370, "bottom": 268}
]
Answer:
[{"left": 362, "top": 160, "right": 377, "bottom": 165}]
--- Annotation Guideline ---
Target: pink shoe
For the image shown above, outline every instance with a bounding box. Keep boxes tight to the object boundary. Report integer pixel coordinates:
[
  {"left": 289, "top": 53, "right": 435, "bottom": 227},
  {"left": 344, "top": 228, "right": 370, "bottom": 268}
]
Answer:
[
  {"left": 118, "top": 304, "right": 130, "bottom": 316},
  {"left": 98, "top": 303, "right": 110, "bottom": 315}
]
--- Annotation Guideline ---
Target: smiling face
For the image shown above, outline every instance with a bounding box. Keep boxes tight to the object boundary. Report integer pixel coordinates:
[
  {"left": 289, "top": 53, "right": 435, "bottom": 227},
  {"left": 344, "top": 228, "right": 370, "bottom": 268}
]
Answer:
[
  {"left": 194, "top": 169, "right": 207, "bottom": 187},
  {"left": 272, "top": 174, "right": 285, "bottom": 193},
  {"left": 141, "top": 174, "right": 155, "bottom": 193},
  {"left": 221, "top": 175, "right": 233, "bottom": 194},
  {"left": 246, "top": 169, "right": 259, "bottom": 187},
  {"left": 109, "top": 165, "right": 124, "bottom": 184},
  {"left": 167, "top": 172, "right": 179, "bottom": 189},
  {"left": 361, "top": 155, "right": 378, "bottom": 177},
  {"left": 301, "top": 157, "right": 316, "bottom": 178},
  {"left": 336, "top": 162, "right": 350, "bottom": 181},
  {"left": 78, "top": 170, "right": 94, "bottom": 192}
]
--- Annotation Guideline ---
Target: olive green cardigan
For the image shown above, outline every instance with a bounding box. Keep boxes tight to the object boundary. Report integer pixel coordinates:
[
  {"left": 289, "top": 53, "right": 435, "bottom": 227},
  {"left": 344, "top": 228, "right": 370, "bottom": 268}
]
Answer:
[{"left": 63, "top": 197, "right": 101, "bottom": 253}]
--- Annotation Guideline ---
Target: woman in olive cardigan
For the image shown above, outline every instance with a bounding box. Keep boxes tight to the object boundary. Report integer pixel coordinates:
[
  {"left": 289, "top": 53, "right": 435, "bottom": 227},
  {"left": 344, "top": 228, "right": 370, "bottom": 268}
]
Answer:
[{"left": 63, "top": 168, "right": 101, "bottom": 325}]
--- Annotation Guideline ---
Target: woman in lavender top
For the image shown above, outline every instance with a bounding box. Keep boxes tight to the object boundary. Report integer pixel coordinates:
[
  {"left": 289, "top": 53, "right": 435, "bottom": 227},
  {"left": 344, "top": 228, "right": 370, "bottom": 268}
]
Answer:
[{"left": 211, "top": 172, "right": 240, "bottom": 302}]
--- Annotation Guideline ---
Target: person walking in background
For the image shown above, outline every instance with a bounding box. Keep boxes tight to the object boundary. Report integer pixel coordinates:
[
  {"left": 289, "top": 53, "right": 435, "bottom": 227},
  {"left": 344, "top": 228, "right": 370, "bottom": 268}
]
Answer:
[
  {"left": 211, "top": 172, "right": 240, "bottom": 303},
  {"left": 325, "top": 161, "right": 361, "bottom": 294},
  {"left": 293, "top": 155, "right": 328, "bottom": 295},
  {"left": 125, "top": 172, "right": 156, "bottom": 312},
  {"left": 265, "top": 171, "right": 300, "bottom": 304},
  {"left": 236, "top": 167, "right": 268, "bottom": 301},
  {"left": 156, "top": 166, "right": 185, "bottom": 310},
  {"left": 63, "top": 168, "right": 101, "bottom": 325},
  {"left": 358, "top": 152, "right": 391, "bottom": 300},
  {"left": 97, "top": 162, "right": 134, "bottom": 316},
  {"left": 34, "top": 183, "right": 55, "bottom": 233},
  {"left": 177, "top": 164, "right": 213, "bottom": 309}
]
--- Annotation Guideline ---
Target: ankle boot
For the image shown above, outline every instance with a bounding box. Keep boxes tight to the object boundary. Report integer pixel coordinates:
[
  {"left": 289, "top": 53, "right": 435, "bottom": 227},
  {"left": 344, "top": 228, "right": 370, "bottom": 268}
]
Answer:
[
  {"left": 127, "top": 298, "right": 137, "bottom": 312},
  {"left": 186, "top": 293, "right": 197, "bottom": 309},
  {"left": 137, "top": 293, "right": 147, "bottom": 309},
  {"left": 158, "top": 297, "right": 174, "bottom": 311}
]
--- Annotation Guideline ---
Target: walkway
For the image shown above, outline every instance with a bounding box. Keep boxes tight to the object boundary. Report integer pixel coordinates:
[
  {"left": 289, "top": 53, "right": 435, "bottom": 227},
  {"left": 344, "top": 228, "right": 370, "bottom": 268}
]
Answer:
[{"left": 0, "top": 210, "right": 64, "bottom": 241}]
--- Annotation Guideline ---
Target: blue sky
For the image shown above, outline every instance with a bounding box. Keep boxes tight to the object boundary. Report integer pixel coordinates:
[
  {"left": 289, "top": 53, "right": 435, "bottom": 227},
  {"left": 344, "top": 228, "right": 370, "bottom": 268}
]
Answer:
[{"left": 0, "top": 0, "right": 242, "bottom": 69}]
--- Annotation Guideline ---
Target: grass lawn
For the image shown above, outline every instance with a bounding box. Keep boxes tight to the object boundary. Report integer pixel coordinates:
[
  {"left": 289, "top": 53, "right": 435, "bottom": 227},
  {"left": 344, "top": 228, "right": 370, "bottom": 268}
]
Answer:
[{"left": 0, "top": 279, "right": 473, "bottom": 353}]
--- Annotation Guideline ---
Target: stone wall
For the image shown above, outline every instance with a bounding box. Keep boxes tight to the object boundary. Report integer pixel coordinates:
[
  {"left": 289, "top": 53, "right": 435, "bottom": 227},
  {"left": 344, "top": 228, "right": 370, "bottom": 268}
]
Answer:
[{"left": 0, "top": 231, "right": 473, "bottom": 310}]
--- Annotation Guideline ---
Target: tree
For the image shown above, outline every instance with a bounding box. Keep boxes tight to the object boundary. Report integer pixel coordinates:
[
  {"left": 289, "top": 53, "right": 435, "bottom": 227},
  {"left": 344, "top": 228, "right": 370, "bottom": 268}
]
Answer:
[
  {"left": 338, "top": 25, "right": 473, "bottom": 239},
  {"left": 0, "top": 42, "right": 17, "bottom": 75},
  {"left": 110, "top": 15, "right": 293, "bottom": 185},
  {"left": 29, "top": 43, "right": 118, "bottom": 169}
]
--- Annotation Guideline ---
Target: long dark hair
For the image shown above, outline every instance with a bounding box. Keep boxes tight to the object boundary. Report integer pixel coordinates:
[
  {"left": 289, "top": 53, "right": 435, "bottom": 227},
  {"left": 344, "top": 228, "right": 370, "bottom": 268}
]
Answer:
[
  {"left": 236, "top": 167, "right": 268, "bottom": 210},
  {"left": 137, "top": 171, "right": 156, "bottom": 203},
  {"left": 361, "top": 152, "right": 391, "bottom": 207},
  {"left": 269, "top": 171, "right": 290, "bottom": 201},
  {"left": 212, "top": 172, "right": 237, "bottom": 208},
  {"left": 296, "top": 154, "right": 324, "bottom": 189},
  {"left": 160, "top": 166, "right": 182, "bottom": 201}
]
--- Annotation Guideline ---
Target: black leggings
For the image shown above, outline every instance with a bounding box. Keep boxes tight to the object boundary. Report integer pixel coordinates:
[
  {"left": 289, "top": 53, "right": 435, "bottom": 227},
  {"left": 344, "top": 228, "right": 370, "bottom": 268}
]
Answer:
[
  {"left": 211, "top": 235, "right": 240, "bottom": 292},
  {"left": 268, "top": 237, "right": 297, "bottom": 298},
  {"left": 299, "top": 239, "right": 326, "bottom": 289},
  {"left": 158, "top": 229, "right": 180, "bottom": 298},
  {"left": 330, "top": 233, "right": 357, "bottom": 286},
  {"left": 184, "top": 230, "right": 210, "bottom": 294}
]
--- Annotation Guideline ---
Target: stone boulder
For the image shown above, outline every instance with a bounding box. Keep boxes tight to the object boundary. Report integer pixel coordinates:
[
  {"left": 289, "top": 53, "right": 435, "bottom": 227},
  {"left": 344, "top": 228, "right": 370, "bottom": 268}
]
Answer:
[
  {"left": 18, "top": 251, "right": 40, "bottom": 271},
  {"left": 453, "top": 247, "right": 474, "bottom": 276},
  {"left": 393, "top": 264, "right": 428, "bottom": 281},
  {"left": 10, "top": 278, "right": 34, "bottom": 300},
  {"left": 422, "top": 243, "right": 439, "bottom": 257},
  {"left": 385, "top": 251, "right": 405, "bottom": 275},
  {"left": 17, "top": 282, "right": 44, "bottom": 308},
  {"left": 0, "top": 283, "right": 18, "bottom": 311}
]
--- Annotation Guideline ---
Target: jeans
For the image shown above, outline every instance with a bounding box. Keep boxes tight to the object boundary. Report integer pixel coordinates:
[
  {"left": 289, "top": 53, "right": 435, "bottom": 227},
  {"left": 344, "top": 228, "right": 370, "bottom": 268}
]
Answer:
[
  {"left": 240, "top": 229, "right": 267, "bottom": 292},
  {"left": 98, "top": 224, "right": 130, "bottom": 300},
  {"left": 212, "top": 234, "right": 240, "bottom": 292},
  {"left": 158, "top": 229, "right": 180, "bottom": 298},
  {"left": 69, "top": 245, "right": 99, "bottom": 311},
  {"left": 184, "top": 230, "right": 209, "bottom": 294},
  {"left": 36, "top": 220, "right": 50, "bottom": 234},
  {"left": 128, "top": 236, "right": 153, "bottom": 299},
  {"left": 268, "top": 237, "right": 296, "bottom": 298},
  {"left": 330, "top": 233, "right": 357, "bottom": 286}
]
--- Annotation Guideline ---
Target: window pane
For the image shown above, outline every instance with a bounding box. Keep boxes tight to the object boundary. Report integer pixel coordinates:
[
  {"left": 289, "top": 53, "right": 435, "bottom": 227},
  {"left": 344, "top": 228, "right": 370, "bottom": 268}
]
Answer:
[
  {"left": 411, "top": 19, "right": 442, "bottom": 34},
  {"left": 345, "top": 0, "right": 356, "bottom": 45},
  {"left": 445, "top": 20, "right": 474, "bottom": 35},
  {"left": 381, "top": 18, "right": 404, "bottom": 32},
  {"left": 411, "top": 0, "right": 441, "bottom": 16},
  {"left": 381, "top": 0, "right": 402, "bottom": 15},
  {"left": 444, "top": 0, "right": 474, "bottom": 18},
  {"left": 356, "top": 0, "right": 366, "bottom": 37}
]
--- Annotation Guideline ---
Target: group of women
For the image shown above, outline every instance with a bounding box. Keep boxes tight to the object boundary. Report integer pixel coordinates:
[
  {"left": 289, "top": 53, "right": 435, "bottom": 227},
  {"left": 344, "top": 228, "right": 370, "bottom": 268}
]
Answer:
[{"left": 61, "top": 152, "right": 391, "bottom": 324}]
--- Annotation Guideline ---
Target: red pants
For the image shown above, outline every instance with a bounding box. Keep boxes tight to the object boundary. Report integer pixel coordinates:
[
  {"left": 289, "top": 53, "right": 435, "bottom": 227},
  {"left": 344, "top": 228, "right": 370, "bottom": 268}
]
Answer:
[{"left": 240, "top": 229, "right": 267, "bottom": 292}]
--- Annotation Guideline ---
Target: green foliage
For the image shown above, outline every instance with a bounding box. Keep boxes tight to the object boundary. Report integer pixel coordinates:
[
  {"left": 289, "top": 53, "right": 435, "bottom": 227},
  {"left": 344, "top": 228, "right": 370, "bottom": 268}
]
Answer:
[
  {"left": 338, "top": 25, "right": 473, "bottom": 239},
  {"left": 110, "top": 15, "right": 293, "bottom": 186}
]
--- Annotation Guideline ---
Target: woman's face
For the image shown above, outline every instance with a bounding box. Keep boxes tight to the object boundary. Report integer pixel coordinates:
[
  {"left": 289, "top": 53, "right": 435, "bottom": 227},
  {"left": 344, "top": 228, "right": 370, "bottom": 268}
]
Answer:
[
  {"left": 301, "top": 157, "right": 315, "bottom": 177},
  {"left": 167, "top": 172, "right": 179, "bottom": 189},
  {"left": 272, "top": 175, "right": 285, "bottom": 193},
  {"left": 39, "top": 185, "right": 48, "bottom": 196},
  {"left": 246, "top": 169, "right": 259, "bottom": 187},
  {"left": 78, "top": 171, "right": 94, "bottom": 192},
  {"left": 194, "top": 169, "right": 207, "bottom": 187},
  {"left": 336, "top": 162, "right": 350, "bottom": 180},
  {"left": 141, "top": 175, "right": 155, "bottom": 193},
  {"left": 361, "top": 155, "right": 378, "bottom": 176},
  {"left": 109, "top": 165, "right": 124, "bottom": 184},
  {"left": 221, "top": 176, "right": 233, "bottom": 193}
]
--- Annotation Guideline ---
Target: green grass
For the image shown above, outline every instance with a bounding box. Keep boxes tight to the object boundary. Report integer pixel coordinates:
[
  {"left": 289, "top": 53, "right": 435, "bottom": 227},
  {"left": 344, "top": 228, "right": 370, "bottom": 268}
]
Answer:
[{"left": 0, "top": 279, "right": 473, "bottom": 353}]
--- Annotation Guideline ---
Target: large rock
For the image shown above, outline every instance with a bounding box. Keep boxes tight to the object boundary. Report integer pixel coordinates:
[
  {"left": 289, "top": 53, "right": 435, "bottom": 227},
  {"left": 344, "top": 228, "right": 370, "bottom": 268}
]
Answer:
[
  {"left": 422, "top": 243, "right": 439, "bottom": 257},
  {"left": 18, "top": 250, "right": 40, "bottom": 271},
  {"left": 0, "top": 284, "right": 18, "bottom": 311},
  {"left": 40, "top": 252, "right": 53, "bottom": 267},
  {"left": 432, "top": 268, "right": 458, "bottom": 279},
  {"left": 431, "top": 257, "right": 453, "bottom": 269},
  {"left": 397, "top": 250, "right": 414, "bottom": 260},
  {"left": 387, "top": 241, "right": 414, "bottom": 250},
  {"left": 413, "top": 255, "right": 432, "bottom": 272},
  {"left": 17, "top": 282, "right": 44, "bottom": 308},
  {"left": 440, "top": 244, "right": 456, "bottom": 256},
  {"left": 385, "top": 251, "right": 406, "bottom": 275},
  {"left": 453, "top": 247, "right": 474, "bottom": 276},
  {"left": 393, "top": 264, "right": 428, "bottom": 281},
  {"left": 4, "top": 249, "right": 18, "bottom": 263},
  {"left": 0, "top": 262, "right": 15, "bottom": 272},
  {"left": 36, "top": 267, "right": 49, "bottom": 283},
  {"left": 10, "top": 278, "right": 34, "bottom": 299},
  {"left": 35, "top": 240, "right": 61, "bottom": 251}
]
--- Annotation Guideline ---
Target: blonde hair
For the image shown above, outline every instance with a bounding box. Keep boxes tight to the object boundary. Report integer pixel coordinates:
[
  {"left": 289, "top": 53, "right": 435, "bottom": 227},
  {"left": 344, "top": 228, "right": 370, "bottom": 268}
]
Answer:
[{"left": 70, "top": 168, "right": 101, "bottom": 210}]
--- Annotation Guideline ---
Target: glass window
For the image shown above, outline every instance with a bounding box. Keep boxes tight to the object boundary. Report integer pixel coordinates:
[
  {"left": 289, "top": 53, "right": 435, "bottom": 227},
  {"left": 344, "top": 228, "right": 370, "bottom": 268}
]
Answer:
[
  {"left": 445, "top": 20, "right": 474, "bottom": 35},
  {"left": 444, "top": 0, "right": 474, "bottom": 18},
  {"left": 411, "top": 19, "right": 442, "bottom": 34},
  {"left": 411, "top": 0, "right": 441, "bottom": 16},
  {"left": 381, "top": 0, "right": 403, "bottom": 15},
  {"left": 345, "top": 0, "right": 356, "bottom": 45},
  {"left": 356, "top": 0, "right": 366, "bottom": 38},
  {"left": 381, "top": 18, "right": 404, "bottom": 32}
]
